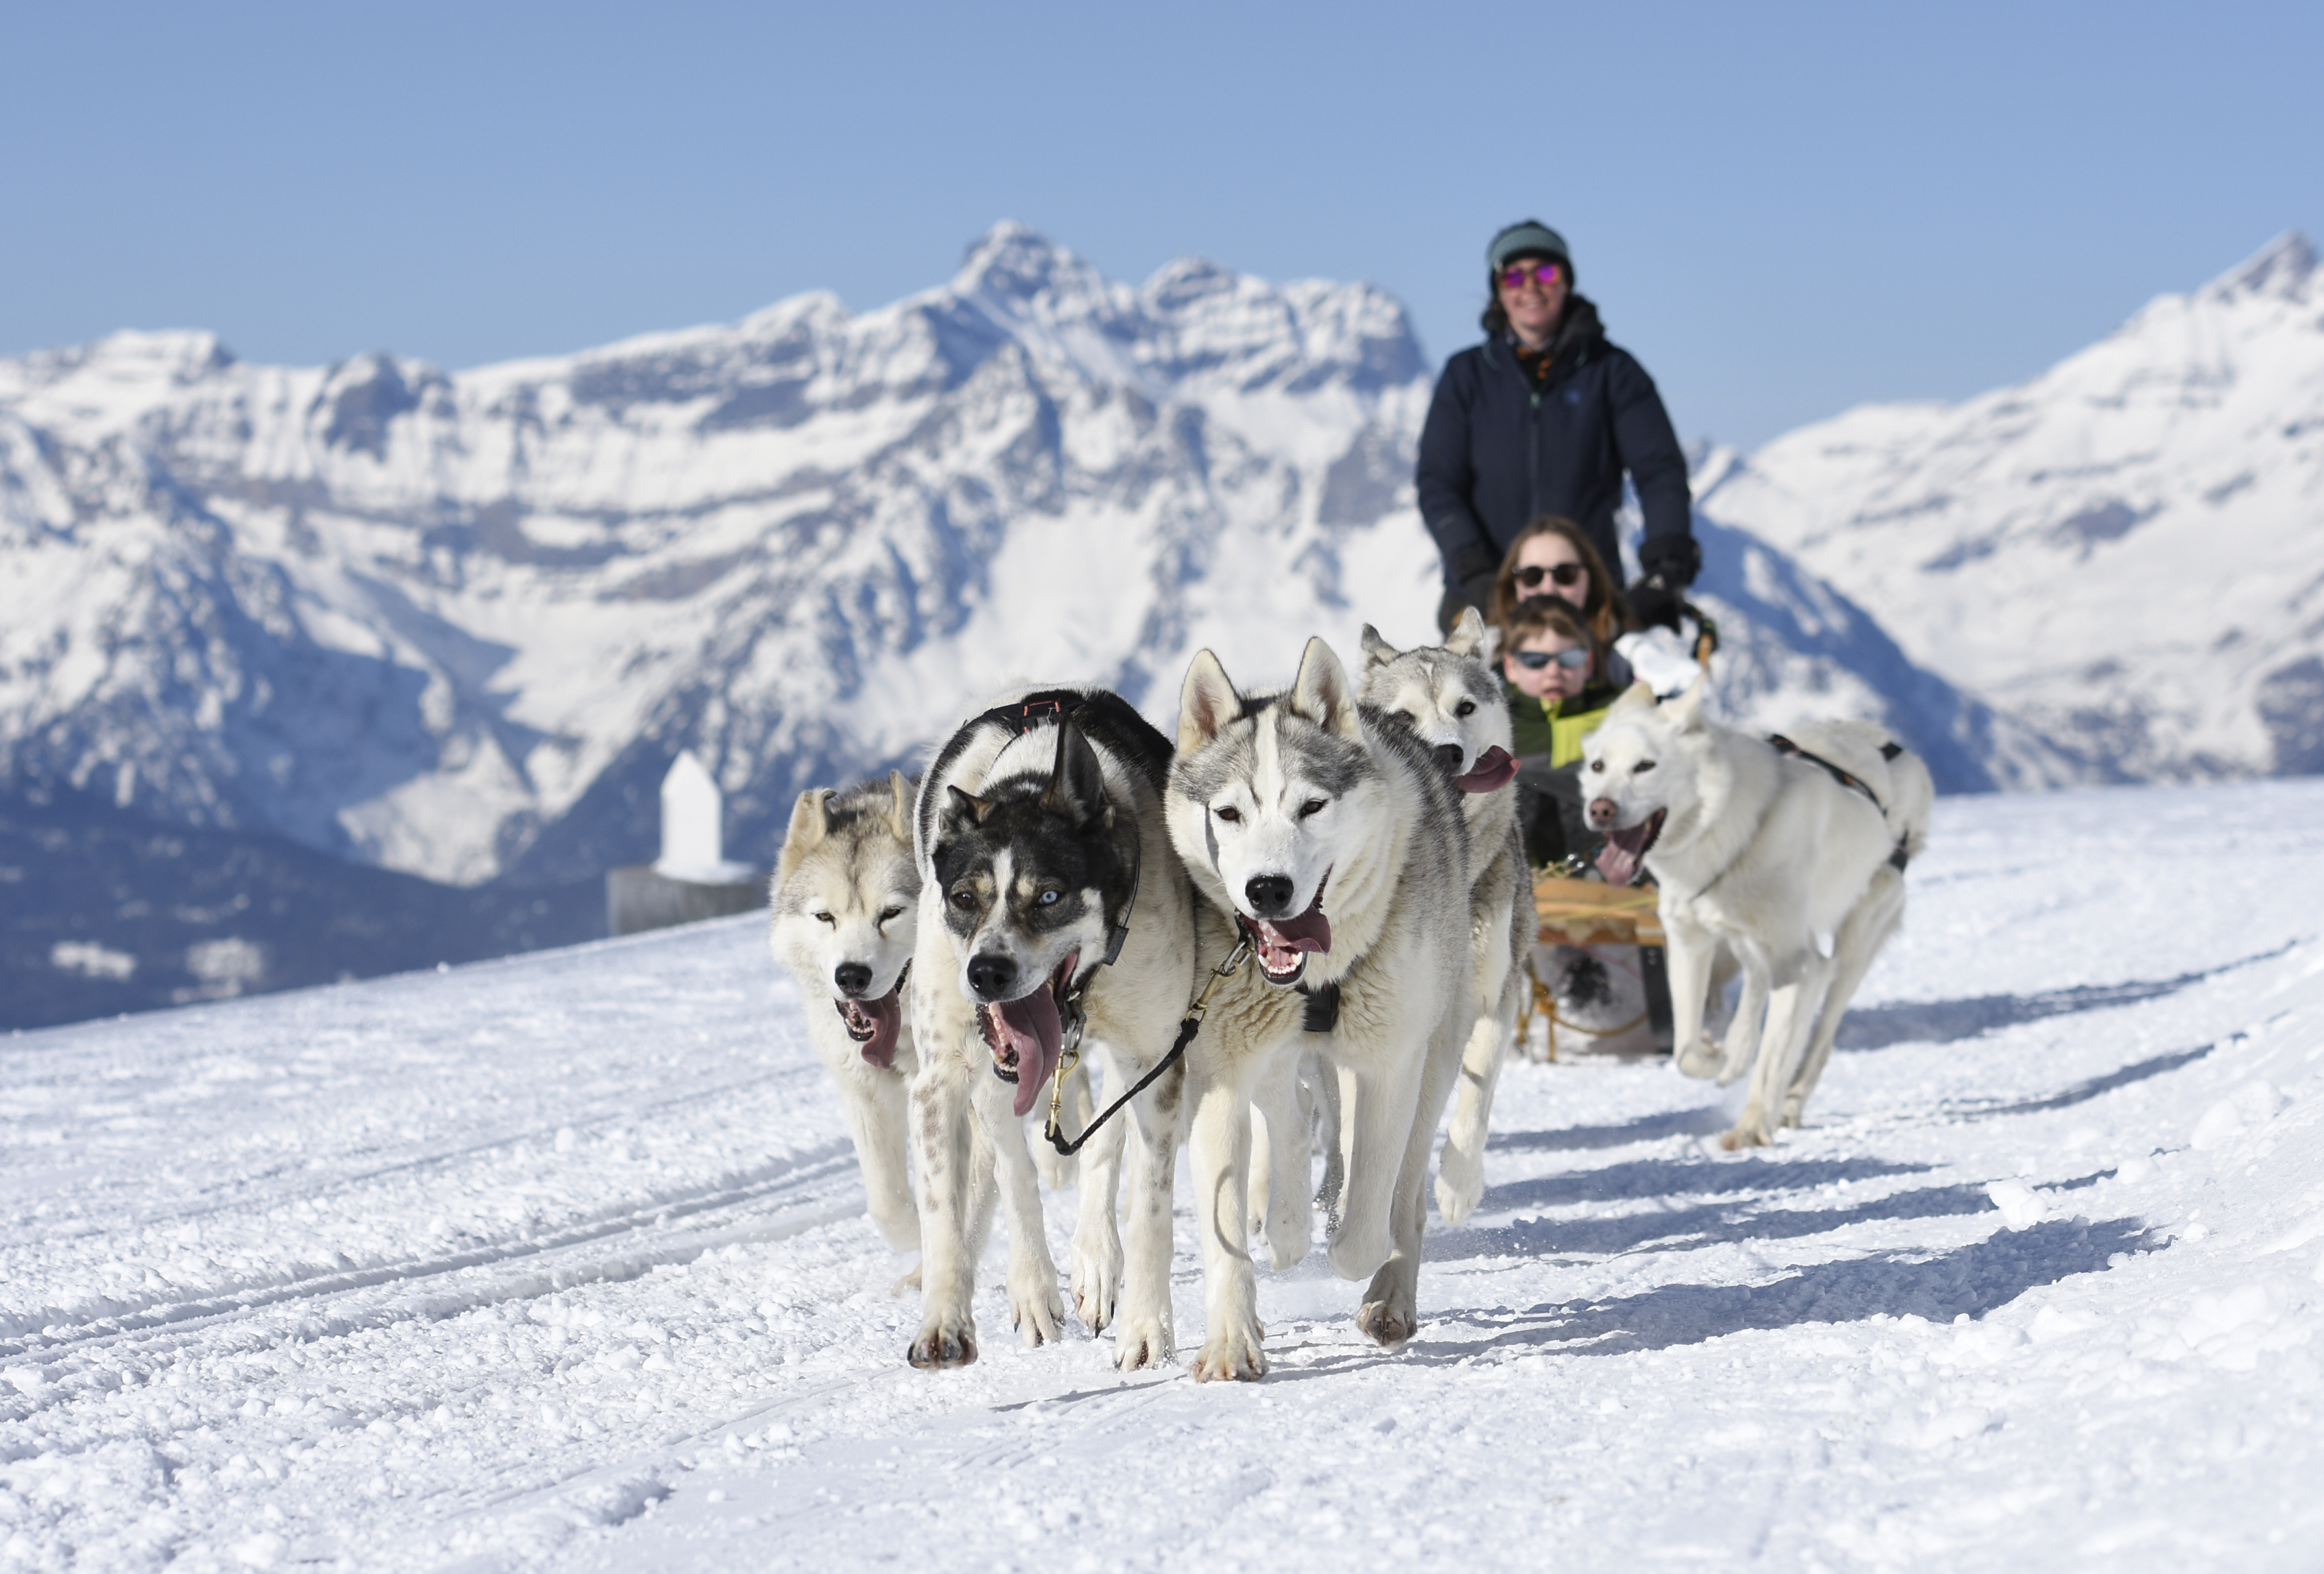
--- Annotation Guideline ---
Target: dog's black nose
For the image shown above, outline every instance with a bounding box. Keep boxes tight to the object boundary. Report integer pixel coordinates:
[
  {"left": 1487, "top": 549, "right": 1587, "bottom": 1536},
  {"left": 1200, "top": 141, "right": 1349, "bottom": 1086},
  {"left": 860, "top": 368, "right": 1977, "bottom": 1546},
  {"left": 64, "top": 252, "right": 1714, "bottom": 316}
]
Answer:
[
  {"left": 1244, "top": 874, "right": 1295, "bottom": 917},
  {"left": 1434, "top": 743, "right": 1465, "bottom": 772},
  {"left": 833, "top": 961, "right": 873, "bottom": 995},
  {"left": 966, "top": 953, "right": 1017, "bottom": 1000}
]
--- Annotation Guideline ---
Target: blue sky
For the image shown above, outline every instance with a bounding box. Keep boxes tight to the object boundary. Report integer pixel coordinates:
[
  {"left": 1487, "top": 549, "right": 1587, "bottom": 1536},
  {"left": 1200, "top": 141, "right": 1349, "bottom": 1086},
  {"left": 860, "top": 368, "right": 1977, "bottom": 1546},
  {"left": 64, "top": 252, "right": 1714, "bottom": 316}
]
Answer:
[{"left": 5, "top": 1, "right": 2317, "bottom": 449}]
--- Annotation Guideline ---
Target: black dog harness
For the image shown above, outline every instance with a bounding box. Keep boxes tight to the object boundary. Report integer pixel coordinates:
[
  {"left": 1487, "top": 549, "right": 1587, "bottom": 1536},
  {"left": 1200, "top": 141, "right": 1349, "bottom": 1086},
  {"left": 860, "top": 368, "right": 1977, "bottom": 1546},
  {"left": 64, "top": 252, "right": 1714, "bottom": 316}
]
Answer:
[
  {"left": 1768, "top": 735, "right": 1912, "bottom": 872},
  {"left": 1683, "top": 734, "right": 1913, "bottom": 903}
]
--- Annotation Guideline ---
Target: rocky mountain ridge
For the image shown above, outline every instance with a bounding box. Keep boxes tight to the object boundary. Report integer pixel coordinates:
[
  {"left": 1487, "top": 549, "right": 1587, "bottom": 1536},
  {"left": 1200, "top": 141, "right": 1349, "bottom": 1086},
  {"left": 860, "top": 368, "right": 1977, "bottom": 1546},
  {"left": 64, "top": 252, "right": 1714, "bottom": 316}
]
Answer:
[
  {"left": 2, "top": 224, "right": 1993, "bottom": 894},
  {"left": 1696, "top": 232, "right": 2324, "bottom": 783}
]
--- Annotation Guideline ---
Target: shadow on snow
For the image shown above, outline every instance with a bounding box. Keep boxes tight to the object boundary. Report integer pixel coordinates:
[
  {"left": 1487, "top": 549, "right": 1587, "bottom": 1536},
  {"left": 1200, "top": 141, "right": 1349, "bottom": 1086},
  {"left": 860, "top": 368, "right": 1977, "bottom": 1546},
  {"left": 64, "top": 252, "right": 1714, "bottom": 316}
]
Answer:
[{"left": 1834, "top": 940, "right": 2296, "bottom": 1051}]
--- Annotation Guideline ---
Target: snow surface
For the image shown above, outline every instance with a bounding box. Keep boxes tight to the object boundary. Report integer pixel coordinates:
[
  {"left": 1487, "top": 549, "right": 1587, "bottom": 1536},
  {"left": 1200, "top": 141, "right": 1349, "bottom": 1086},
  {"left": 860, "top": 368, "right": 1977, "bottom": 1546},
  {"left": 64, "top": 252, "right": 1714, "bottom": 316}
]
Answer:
[{"left": 6, "top": 778, "right": 2324, "bottom": 1571}]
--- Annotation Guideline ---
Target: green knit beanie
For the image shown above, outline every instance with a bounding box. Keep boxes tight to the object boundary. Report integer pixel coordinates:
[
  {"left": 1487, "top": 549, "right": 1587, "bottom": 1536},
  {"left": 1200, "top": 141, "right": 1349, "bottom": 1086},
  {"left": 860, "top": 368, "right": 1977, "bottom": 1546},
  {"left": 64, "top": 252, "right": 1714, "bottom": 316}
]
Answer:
[{"left": 1487, "top": 220, "right": 1573, "bottom": 278}]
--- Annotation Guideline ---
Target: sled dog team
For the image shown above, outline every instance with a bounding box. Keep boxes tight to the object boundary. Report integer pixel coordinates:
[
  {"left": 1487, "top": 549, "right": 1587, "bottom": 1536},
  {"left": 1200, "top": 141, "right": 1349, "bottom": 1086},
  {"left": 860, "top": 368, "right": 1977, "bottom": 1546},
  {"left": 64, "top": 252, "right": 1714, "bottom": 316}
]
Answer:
[{"left": 769, "top": 616, "right": 1933, "bottom": 1379}]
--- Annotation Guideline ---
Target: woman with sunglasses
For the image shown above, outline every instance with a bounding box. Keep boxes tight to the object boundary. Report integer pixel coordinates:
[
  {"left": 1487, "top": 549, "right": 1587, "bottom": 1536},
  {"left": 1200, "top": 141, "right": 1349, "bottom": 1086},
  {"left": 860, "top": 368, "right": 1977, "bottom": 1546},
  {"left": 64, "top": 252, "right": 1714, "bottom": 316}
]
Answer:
[
  {"left": 1416, "top": 220, "right": 1698, "bottom": 637},
  {"left": 1489, "top": 514, "right": 1636, "bottom": 689}
]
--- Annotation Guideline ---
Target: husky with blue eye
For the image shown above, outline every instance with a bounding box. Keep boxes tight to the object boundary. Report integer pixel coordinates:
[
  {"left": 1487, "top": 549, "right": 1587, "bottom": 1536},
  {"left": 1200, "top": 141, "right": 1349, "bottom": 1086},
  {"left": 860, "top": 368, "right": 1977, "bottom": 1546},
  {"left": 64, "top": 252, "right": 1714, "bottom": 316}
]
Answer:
[{"left": 905, "top": 689, "right": 1200, "bottom": 1374}]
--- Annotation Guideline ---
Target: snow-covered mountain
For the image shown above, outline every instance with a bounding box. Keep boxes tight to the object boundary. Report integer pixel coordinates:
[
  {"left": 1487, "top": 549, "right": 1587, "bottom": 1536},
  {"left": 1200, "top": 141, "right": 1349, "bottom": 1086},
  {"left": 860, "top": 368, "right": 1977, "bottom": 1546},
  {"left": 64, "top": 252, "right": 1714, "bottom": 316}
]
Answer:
[
  {"left": 3, "top": 224, "right": 1991, "bottom": 889},
  {"left": 0, "top": 225, "right": 1443, "bottom": 884},
  {"left": 1697, "top": 232, "right": 2324, "bottom": 784}
]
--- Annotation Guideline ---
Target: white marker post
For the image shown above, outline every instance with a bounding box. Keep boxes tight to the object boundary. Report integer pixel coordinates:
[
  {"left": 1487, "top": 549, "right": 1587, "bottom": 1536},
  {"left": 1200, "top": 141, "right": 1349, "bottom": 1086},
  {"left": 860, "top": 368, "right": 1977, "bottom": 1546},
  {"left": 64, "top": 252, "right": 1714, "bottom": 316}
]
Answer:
[{"left": 606, "top": 751, "right": 767, "bottom": 936}]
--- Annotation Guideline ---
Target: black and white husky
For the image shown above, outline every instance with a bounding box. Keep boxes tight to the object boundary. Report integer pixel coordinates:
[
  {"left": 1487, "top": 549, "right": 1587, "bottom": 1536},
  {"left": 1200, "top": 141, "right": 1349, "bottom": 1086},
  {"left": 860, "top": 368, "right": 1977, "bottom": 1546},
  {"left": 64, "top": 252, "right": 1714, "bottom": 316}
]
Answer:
[
  {"left": 905, "top": 689, "right": 1200, "bottom": 1372},
  {"left": 1357, "top": 608, "right": 1532, "bottom": 1225},
  {"left": 1166, "top": 638, "right": 1473, "bottom": 1379}
]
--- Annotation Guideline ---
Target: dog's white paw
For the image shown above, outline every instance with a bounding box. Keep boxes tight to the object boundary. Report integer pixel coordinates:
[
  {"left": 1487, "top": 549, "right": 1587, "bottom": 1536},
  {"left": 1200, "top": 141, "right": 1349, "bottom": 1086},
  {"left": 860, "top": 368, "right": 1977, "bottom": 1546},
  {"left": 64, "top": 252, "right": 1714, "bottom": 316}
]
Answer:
[
  {"left": 1070, "top": 1235, "right": 1122, "bottom": 1333},
  {"left": 907, "top": 1308, "right": 978, "bottom": 1370},
  {"left": 1190, "top": 1319, "right": 1268, "bottom": 1383},
  {"left": 1675, "top": 1032, "right": 1722, "bottom": 1080},
  {"left": 1008, "top": 1267, "right": 1067, "bottom": 1349},
  {"left": 1717, "top": 1121, "right": 1774, "bottom": 1152},
  {"left": 890, "top": 1262, "right": 923, "bottom": 1296},
  {"left": 1111, "top": 1307, "right": 1175, "bottom": 1372},
  {"left": 1357, "top": 1296, "right": 1417, "bottom": 1352},
  {"left": 1434, "top": 1154, "right": 1484, "bottom": 1226}
]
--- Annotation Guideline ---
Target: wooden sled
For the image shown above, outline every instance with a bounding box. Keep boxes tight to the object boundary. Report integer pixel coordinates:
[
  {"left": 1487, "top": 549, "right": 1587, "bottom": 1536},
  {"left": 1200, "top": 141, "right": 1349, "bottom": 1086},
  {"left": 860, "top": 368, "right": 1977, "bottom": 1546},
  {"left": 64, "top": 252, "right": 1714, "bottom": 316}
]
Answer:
[{"left": 1523, "top": 874, "right": 1674, "bottom": 1059}]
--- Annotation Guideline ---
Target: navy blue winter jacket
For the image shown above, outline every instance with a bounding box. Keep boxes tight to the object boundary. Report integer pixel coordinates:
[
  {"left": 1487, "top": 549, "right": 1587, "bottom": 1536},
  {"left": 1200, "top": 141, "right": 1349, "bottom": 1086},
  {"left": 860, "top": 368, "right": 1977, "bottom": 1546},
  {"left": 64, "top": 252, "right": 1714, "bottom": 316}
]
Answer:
[{"left": 1415, "top": 296, "right": 1693, "bottom": 608}]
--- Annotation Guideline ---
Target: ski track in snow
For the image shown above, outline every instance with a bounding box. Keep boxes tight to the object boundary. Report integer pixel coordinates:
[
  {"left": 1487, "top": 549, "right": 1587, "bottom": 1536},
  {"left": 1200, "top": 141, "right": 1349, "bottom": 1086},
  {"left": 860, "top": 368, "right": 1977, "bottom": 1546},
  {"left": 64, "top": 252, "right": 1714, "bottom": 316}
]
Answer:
[{"left": 5, "top": 780, "right": 2323, "bottom": 1571}]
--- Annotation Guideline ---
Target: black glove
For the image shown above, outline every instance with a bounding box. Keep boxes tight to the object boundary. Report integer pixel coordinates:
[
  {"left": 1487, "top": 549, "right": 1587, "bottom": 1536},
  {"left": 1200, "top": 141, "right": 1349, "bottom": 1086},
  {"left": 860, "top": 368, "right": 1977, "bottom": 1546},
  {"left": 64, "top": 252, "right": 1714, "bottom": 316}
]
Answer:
[
  {"left": 1628, "top": 536, "right": 1701, "bottom": 633},
  {"left": 1637, "top": 534, "right": 1702, "bottom": 589},
  {"left": 1626, "top": 575, "right": 1684, "bottom": 633}
]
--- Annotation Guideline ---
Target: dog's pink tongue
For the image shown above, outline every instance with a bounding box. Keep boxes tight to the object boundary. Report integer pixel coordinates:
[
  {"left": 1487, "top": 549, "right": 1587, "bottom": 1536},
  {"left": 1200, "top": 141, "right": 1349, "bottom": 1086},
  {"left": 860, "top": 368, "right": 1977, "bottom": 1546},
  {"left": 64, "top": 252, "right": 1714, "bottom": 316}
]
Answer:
[
  {"left": 1452, "top": 746, "right": 1518, "bottom": 793},
  {"left": 994, "top": 990, "right": 1062, "bottom": 1119},
  {"left": 858, "top": 991, "right": 901, "bottom": 1070},
  {"left": 1593, "top": 844, "right": 1641, "bottom": 887},
  {"left": 1595, "top": 820, "right": 1651, "bottom": 887},
  {"left": 1260, "top": 907, "right": 1331, "bottom": 955}
]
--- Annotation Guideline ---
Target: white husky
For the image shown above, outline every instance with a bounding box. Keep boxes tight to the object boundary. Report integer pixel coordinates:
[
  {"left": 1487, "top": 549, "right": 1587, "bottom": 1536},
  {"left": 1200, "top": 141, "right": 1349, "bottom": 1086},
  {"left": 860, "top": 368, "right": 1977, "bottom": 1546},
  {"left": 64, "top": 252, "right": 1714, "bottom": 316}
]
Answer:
[
  {"left": 1167, "top": 638, "right": 1473, "bottom": 1379},
  {"left": 1357, "top": 608, "right": 1532, "bottom": 1226},
  {"left": 1580, "top": 684, "right": 1934, "bottom": 1149},
  {"left": 768, "top": 772, "right": 924, "bottom": 1257}
]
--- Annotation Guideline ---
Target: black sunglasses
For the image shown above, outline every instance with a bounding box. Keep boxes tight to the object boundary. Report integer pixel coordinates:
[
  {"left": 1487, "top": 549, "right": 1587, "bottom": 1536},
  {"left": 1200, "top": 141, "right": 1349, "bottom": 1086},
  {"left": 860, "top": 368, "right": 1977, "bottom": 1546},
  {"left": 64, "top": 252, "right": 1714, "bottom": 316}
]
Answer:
[
  {"left": 1513, "top": 562, "right": 1585, "bottom": 590},
  {"left": 1512, "top": 646, "right": 1591, "bottom": 671}
]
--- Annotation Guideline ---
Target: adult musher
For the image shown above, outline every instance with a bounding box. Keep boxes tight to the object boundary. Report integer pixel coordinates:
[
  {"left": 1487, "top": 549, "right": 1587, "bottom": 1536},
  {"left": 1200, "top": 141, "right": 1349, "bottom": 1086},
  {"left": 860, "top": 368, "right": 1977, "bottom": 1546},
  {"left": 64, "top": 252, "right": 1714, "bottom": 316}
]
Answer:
[
  {"left": 1416, "top": 219, "right": 1703, "bottom": 1053},
  {"left": 1416, "top": 219, "right": 1698, "bottom": 636}
]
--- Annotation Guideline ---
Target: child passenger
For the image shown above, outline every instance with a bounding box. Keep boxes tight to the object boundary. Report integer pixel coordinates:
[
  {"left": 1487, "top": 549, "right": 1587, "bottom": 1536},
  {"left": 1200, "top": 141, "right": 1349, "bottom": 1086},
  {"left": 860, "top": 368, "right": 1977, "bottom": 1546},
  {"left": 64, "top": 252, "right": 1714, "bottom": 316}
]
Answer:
[{"left": 1499, "top": 595, "right": 1622, "bottom": 868}]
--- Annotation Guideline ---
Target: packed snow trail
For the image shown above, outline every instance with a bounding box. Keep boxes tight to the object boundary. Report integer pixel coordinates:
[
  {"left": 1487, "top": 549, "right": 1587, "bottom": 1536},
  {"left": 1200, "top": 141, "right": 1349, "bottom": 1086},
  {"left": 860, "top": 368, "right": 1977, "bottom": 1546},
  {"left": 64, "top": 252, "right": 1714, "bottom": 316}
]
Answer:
[{"left": 4, "top": 780, "right": 2323, "bottom": 1571}]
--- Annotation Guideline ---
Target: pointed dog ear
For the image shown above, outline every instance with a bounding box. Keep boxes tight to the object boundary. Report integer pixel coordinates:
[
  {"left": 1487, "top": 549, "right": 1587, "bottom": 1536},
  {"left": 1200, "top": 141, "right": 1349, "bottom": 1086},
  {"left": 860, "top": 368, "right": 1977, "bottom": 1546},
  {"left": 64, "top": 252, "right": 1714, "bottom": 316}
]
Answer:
[
  {"left": 886, "top": 770, "right": 915, "bottom": 843},
  {"left": 777, "top": 787, "right": 833, "bottom": 881},
  {"left": 1607, "top": 680, "right": 1659, "bottom": 719},
  {"left": 945, "top": 785, "right": 995, "bottom": 826},
  {"left": 1041, "top": 719, "right": 1110, "bottom": 830},
  {"left": 1357, "top": 623, "right": 1399, "bottom": 671},
  {"left": 1178, "top": 648, "right": 1240, "bottom": 753},
  {"left": 1444, "top": 605, "right": 1486, "bottom": 658},
  {"left": 1290, "top": 636, "right": 1362, "bottom": 739},
  {"left": 1665, "top": 674, "right": 1711, "bottom": 732}
]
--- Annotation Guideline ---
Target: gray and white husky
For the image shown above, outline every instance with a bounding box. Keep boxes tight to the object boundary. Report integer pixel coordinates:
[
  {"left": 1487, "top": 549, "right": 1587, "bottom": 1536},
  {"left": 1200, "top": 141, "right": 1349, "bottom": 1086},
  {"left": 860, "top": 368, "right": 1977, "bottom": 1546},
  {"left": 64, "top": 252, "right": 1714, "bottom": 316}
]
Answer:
[
  {"left": 1167, "top": 638, "right": 1473, "bottom": 1380},
  {"left": 768, "top": 772, "right": 923, "bottom": 1258},
  {"left": 1357, "top": 608, "right": 1532, "bottom": 1226},
  {"left": 908, "top": 689, "right": 1200, "bottom": 1372},
  {"left": 1582, "top": 685, "right": 1934, "bottom": 1149}
]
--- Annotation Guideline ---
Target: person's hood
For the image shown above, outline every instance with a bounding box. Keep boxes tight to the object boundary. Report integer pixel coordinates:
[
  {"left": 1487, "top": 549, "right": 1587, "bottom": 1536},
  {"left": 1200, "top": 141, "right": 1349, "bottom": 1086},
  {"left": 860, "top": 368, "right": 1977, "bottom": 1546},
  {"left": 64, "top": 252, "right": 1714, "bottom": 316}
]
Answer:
[{"left": 1493, "top": 293, "right": 1606, "bottom": 366}]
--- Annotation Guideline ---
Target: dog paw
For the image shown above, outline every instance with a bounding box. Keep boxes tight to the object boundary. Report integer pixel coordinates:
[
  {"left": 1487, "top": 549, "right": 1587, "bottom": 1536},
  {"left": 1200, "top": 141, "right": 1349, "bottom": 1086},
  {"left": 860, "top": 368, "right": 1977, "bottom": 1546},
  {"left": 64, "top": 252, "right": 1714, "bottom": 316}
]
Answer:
[
  {"left": 1008, "top": 1270, "right": 1067, "bottom": 1349},
  {"left": 1434, "top": 1162, "right": 1483, "bottom": 1228},
  {"left": 907, "top": 1314, "right": 978, "bottom": 1370},
  {"left": 1716, "top": 1124, "right": 1772, "bottom": 1152},
  {"left": 1070, "top": 1240, "right": 1122, "bottom": 1334},
  {"left": 1111, "top": 1311, "right": 1176, "bottom": 1372},
  {"left": 1357, "top": 1298, "right": 1416, "bottom": 1351},
  {"left": 1675, "top": 1033, "right": 1722, "bottom": 1080},
  {"left": 890, "top": 1262, "right": 923, "bottom": 1296},
  {"left": 1190, "top": 1322, "right": 1268, "bottom": 1383}
]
